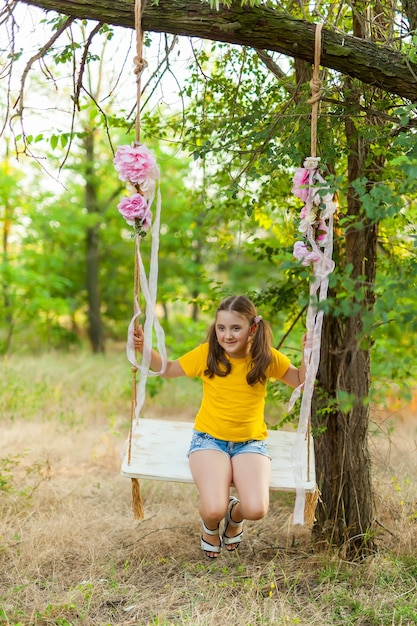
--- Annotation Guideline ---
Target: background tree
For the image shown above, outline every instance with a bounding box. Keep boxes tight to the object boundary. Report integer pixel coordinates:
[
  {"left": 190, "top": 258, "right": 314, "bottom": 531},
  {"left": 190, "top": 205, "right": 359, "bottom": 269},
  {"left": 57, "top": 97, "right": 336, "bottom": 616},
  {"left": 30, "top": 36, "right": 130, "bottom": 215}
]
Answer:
[{"left": 0, "top": 149, "right": 26, "bottom": 354}]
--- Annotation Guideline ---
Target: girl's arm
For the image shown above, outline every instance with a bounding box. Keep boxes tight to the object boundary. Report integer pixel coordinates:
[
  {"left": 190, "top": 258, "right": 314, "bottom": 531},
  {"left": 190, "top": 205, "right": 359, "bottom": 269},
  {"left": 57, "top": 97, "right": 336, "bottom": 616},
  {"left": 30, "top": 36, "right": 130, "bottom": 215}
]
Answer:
[
  {"left": 280, "top": 334, "right": 307, "bottom": 388},
  {"left": 134, "top": 326, "right": 186, "bottom": 379}
]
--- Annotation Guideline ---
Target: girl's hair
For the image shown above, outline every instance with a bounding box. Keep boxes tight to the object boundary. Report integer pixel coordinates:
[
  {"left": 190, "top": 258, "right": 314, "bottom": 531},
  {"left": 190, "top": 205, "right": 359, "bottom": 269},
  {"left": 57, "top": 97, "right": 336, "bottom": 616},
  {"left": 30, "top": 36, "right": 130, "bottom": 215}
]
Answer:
[{"left": 205, "top": 295, "right": 273, "bottom": 386}]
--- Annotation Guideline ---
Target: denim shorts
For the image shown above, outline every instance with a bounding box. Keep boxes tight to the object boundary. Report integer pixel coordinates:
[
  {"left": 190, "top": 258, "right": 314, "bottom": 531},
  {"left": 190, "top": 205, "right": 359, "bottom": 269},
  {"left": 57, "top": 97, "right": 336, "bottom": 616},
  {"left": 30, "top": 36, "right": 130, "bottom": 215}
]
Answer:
[{"left": 187, "top": 429, "right": 271, "bottom": 459}]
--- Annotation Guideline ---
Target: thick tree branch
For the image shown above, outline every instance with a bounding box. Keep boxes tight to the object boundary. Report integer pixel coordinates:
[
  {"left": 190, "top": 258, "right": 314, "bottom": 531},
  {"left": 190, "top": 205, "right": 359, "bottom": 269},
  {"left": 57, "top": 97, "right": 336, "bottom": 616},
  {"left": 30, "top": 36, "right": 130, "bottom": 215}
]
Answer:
[{"left": 17, "top": 0, "right": 417, "bottom": 101}]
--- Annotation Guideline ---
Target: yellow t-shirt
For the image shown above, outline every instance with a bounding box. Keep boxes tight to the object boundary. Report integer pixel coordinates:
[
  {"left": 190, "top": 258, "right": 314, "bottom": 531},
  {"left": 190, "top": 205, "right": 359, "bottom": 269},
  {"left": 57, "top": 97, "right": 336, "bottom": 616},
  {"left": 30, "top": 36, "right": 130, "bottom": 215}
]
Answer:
[{"left": 178, "top": 343, "right": 291, "bottom": 442}]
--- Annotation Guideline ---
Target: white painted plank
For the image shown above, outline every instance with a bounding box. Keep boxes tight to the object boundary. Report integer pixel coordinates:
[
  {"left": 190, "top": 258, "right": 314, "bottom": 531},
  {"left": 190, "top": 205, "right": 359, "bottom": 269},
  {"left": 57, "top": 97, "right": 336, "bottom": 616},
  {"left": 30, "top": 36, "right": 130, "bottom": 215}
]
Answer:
[{"left": 120, "top": 418, "right": 316, "bottom": 492}]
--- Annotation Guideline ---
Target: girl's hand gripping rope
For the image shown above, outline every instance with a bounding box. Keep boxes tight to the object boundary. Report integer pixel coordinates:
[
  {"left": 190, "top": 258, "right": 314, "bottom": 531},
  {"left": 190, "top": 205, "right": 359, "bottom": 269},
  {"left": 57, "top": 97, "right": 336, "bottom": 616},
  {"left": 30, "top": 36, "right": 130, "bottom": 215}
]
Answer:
[{"left": 134, "top": 325, "right": 144, "bottom": 353}]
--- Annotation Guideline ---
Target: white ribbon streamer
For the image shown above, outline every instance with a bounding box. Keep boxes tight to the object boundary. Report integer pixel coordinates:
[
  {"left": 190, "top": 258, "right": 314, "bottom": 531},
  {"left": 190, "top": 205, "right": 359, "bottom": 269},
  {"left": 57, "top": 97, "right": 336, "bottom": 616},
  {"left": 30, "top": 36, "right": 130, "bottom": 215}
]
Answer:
[
  {"left": 289, "top": 160, "right": 336, "bottom": 524},
  {"left": 125, "top": 179, "right": 168, "bottom": 431}
]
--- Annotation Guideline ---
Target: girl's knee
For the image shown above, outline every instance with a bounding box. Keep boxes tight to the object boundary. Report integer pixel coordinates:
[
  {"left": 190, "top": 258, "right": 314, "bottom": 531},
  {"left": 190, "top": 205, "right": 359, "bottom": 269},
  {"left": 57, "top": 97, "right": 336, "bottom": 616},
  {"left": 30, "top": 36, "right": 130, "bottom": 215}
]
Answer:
[
  {"left": 240, "top": 499, "right": 269, "bottom": 521},
  {"left": 250, "top": 506, "right": 269, "bottom": 521},
  {"left": 200, "top": 501, "right": 229, "bottom": 523}
]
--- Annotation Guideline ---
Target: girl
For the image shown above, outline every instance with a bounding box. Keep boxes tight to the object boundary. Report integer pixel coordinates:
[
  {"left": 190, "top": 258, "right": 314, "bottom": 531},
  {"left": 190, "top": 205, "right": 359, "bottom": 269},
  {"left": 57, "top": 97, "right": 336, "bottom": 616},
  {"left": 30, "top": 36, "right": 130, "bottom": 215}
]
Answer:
[{"left": 134, "top": 295, "right": 306, "bottom": 558}]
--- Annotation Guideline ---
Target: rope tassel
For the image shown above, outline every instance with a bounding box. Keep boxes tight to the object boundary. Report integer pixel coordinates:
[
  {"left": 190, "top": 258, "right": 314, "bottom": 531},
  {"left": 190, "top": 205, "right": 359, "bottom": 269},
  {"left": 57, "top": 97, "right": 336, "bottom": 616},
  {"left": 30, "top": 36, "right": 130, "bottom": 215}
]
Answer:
[
  {"left": 304, "top": 485, "right": 320, "bottom": 527},
  {"left": 131, "top": 477, "right": 145, "bottom": 520}
]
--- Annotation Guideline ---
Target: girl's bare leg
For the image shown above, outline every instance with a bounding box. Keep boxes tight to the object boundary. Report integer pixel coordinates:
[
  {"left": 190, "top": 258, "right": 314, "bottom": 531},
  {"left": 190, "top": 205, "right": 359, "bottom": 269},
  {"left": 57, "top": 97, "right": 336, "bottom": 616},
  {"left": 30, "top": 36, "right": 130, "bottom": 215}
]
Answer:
[
  {"left": 225, "top": 453, "right": 271, "bottom": 548},
  {"left": 189, "top": 450, "right": 232, "bottom": 557}
]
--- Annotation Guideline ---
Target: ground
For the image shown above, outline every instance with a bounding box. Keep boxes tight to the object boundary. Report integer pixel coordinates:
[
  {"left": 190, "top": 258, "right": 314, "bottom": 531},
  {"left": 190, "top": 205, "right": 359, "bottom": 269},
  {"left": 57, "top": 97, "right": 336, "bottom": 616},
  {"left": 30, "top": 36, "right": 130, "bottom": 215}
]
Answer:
[{"left": 1, "top": 353, "right": 417, "bottom": 625}]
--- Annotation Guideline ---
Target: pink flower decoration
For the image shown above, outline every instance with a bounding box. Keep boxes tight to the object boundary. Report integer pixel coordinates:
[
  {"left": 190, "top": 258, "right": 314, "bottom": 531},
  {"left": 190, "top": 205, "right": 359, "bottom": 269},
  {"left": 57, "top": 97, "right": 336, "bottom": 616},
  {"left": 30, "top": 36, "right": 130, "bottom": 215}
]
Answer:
[
  {"left": 303, "top": 250, "right": 320, "bottom": 265},
  {"left": 293, "top": 241, "right": 309, "bottom": 261},
  {"left": 114, "top": 144, "right": 159, "bottom": 189},
  {"left": 292, "top": 168, "right": 309, "bottom": 202},
  {"left": 316, "top": 219, "right": 329, "bottom": 246},
  {"left": 293, "top": 240, "right": 320, "bottom": 266},
  {"left": 299, "top": 206, "right": 307, "bottom": 219},
  {"left": 117, "top": 194, "right": 152, "bottom": 230}
]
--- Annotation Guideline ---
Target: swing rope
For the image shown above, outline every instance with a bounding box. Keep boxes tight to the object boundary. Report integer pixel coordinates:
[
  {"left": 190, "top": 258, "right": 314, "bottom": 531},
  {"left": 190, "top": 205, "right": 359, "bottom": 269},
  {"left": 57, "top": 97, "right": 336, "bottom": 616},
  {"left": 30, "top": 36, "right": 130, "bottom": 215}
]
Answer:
[
  {"left": 127, "top": 0, "right": 146, "bottom": 519},
  {"left": 308, "top": 22, "right": 323, "bottom": 159},
  {"left": 125, "top": 0, "right": 168, "bottom": 519},
  {"left": 290, "top": 22, "right": 336, "bottom": 526},
  {"left": 127, "top": 0, "right": 148, "bottom": 457},
  {"left": 304, "top": 22, "right": 323, "bottom": 524}
]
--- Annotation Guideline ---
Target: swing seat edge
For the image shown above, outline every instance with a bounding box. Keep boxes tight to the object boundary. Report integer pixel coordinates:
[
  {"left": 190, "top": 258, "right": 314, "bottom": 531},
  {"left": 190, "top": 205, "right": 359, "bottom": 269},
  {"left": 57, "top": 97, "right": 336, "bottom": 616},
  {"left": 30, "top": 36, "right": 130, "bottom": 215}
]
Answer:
[{"left": 120, "top": 418, "right": 316, "bottom": 493}]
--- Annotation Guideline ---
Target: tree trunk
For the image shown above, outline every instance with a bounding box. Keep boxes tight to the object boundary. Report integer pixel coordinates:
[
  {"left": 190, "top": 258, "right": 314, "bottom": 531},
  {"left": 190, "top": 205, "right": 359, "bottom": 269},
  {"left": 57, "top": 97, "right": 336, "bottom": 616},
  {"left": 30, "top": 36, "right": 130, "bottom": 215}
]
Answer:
[
  {"left": 85, "top": 131, "right": 105, "bottom": 354},
  {"left": 313, "top": 159, "right": 377, "bottom": 556},
  {"left": 314, "top": 316, "right": 375, "bottom": 556},
  {"left": 312, "top": 39, "right": 382, "bottom": 557},
  {"left": 313, "top": 266, "right": 376, "bottom": 556},
  {"left": 309, "top": 2, "right": 386, "bottom": 558},
  {"left": 403, "top": 0, "right": 417, "bottom": 31},
  {"left": 18, "top": 0, "right": 417, "bottom": 101}
]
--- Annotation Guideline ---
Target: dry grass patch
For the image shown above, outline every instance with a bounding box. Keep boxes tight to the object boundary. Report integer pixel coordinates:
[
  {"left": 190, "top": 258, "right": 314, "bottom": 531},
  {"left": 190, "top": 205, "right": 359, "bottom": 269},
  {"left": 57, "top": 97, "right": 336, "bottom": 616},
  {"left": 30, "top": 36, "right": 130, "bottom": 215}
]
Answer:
[{"left": 1, "top": 351, "right": 417, "bottom": 625}]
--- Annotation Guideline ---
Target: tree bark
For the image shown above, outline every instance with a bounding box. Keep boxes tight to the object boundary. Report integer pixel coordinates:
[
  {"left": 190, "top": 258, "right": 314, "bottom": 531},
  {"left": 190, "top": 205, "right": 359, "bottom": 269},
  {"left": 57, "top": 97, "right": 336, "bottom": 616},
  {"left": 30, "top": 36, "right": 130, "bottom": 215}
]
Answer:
[
  {"left": 403, "top": 0, "right": 417, "bottom": 31},
  {"left": 312, "top": 2, "right": 381, "bottom": 553},
  {"left": 18, "top": 0, "right": 417, "bottom": 101},
  {"left": 313, "top": 109, "right": 377, "bottom": 554}
]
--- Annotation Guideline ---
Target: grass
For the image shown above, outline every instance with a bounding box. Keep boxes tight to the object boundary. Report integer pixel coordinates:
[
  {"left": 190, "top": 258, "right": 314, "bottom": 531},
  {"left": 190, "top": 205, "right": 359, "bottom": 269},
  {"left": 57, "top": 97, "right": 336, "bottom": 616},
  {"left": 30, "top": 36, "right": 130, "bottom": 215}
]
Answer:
[{"left": 1, "top": 347, "right": 417, "bottom": 625}]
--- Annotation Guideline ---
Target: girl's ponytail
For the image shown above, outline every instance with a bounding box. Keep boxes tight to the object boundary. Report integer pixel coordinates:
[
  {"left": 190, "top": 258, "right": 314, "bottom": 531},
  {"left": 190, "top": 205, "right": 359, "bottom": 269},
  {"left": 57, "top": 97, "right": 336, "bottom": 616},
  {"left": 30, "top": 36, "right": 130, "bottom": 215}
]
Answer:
[{"left": 248, "top": 318, "right": 273, "bottom": 385}]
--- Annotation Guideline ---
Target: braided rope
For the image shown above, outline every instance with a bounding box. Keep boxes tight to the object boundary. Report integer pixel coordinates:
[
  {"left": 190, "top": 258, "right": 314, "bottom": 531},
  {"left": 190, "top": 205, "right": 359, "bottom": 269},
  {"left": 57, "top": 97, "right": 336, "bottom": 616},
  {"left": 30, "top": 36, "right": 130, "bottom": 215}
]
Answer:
[
  {"left": 125, "top": 1, "right": 166, "bottom": 520},
  {"left": 308, "top": 23, "right": 323, "bottom": 158},
  {"left": 134, "top": 0, "right": 147, "bottom": 142},
  {"left": 291, "top": 22, "right": 329, "bottom": 526},
  {"left": 128, "top": 0, "right": 145, "bottom": 517}
]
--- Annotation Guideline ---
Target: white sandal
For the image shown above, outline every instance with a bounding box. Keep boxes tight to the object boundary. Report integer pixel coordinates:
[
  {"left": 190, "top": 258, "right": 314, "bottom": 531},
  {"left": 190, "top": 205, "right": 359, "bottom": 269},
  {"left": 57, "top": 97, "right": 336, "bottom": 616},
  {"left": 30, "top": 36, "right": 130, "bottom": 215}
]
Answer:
[
  {"left": 200, "top": 520, "right": 222, "bottom": 558},
  {"left": 222, "top": 496, "right": 244, "bottom": 551}
]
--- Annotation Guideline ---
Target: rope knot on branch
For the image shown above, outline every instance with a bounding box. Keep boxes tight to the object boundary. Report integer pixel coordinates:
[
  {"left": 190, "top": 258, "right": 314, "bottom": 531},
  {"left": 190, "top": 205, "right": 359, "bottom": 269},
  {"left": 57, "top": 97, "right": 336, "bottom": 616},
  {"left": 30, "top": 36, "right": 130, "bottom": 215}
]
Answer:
[
  {"left": 308, "top": 77, "right": 322, "bottom": 105},
  {"left": 133, "top": 56, "right": 148, "bottom": 81},
  {"left": 309, "top": 23, "right": 323, "bottom": 158}
]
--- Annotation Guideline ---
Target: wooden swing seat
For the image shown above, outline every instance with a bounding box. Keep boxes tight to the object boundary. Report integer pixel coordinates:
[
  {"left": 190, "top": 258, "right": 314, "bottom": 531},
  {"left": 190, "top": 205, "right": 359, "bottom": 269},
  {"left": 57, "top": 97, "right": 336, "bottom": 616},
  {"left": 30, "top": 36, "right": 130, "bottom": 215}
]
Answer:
[{"left": 120, "top": 418, "right": 316, "bottom": 492}]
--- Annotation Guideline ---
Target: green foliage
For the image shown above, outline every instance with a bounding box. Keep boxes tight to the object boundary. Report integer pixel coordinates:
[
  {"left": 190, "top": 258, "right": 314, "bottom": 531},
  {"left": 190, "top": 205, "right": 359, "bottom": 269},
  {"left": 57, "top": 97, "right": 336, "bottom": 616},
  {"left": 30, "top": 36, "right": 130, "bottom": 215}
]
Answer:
[
  {"left": 315, "top": 553, "right": 417, "bottom": 625},
  {"left": 1, "top": 4, "right": 417, "bottom": 411},
  {"left": 0, "top": 455, "right": 21, "bottom": 493},
  {"left": 0, "top": 454, "right": 46, "bottom": 500},
  {"left": 406, "top": 34, "right": 417, "bottom": 64}
]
